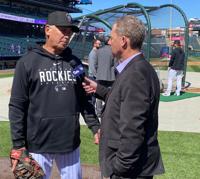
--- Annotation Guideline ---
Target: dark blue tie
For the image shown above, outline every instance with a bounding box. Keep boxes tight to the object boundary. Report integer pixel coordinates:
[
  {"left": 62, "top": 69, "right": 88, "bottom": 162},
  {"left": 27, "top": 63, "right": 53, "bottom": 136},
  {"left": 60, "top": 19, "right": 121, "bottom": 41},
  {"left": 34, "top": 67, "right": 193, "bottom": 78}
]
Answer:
[{"left": 114, "top": 68, "right": 119, "bottom": 77}]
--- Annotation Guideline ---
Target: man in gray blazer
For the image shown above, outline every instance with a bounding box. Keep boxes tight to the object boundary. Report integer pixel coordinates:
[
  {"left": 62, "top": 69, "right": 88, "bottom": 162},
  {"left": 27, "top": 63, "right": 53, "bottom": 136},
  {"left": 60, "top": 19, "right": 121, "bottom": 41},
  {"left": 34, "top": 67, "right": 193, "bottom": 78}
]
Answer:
[
  {"left": 88, "top": 39, "right": 101, "bottom": 78},
  {"left": 83, "top": 15, "right": 165, "bottom": 179},
  {"left": 88, "top": 39, "right": 101, "bottom": 106},
  {"left": 94, "top": 36, "right": 116, "bottom": 118}
]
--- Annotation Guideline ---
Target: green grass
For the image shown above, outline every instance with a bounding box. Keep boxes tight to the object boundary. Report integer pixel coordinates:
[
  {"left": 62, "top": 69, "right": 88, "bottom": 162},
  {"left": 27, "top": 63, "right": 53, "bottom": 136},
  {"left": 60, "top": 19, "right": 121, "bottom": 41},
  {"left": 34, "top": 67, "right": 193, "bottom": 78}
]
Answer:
[
  {"left": 186, "top": 65, "right": 200, "bottom": 72},
  {"left": 0, "top": 122, "right": 12, "bottom": 156},
  {"left": 0, "top": 73, "right": 14, "bottom": 78},
  {"left": 188, "top": 56, "right": 200, "bottom": 61},
  {"left": 80, "top": 125, "right": 99, "bottom": 164},
  {"left": 1, "top": 122, "right": 200, "bottom": 178},
  {"left": 156, "top": 131, "right": 200, "bottom": 179}
]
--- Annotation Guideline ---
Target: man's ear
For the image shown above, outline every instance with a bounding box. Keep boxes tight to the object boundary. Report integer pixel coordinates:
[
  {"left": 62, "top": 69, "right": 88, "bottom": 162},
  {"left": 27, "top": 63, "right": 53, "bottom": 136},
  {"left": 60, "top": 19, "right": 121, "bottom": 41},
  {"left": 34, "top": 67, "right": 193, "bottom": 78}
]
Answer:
[
  {"left": 121, "top": 36, "right": 128, "bottom": 49},
  {"left": 45, "top": 25, "right": 51, "bottom": 37}
]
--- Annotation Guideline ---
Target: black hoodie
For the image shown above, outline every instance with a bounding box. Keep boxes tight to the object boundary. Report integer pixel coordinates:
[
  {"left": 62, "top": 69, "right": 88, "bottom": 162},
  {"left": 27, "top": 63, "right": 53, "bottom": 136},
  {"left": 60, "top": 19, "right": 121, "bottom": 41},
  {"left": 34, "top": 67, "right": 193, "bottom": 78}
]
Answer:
[
  {"left": 9, "top": 45, "right": 100, "bottom": 153},
  {"left": 169, "top": 47, "right": 185, "bottom": 70}
]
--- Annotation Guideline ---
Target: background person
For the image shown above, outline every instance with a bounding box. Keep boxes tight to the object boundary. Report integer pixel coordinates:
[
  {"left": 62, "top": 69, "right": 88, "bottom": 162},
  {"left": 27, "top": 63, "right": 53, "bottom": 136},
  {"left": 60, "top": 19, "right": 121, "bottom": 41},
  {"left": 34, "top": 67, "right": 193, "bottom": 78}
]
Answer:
[
  {"left": 83, "top": 15, "right": 165, "bottom": 179},
  {"left": 88, "top": 39, "right": 101, "bottom": 107},
  {"left": 88, "top": 39, "right": 101, "bottom": 79},
  {"left": 94, "top": 36, "right": 115, "bottom": 118},
  {"left": 162, "top": 40, "right": 185, "bottom": 96},
  {"left": 9, "top": 11, "right": 100, "bottom": 179}
]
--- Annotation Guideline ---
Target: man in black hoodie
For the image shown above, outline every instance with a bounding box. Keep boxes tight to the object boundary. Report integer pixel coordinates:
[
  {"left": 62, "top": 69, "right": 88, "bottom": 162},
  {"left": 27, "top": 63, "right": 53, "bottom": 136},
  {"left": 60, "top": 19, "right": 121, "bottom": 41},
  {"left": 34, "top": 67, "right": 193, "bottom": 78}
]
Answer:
[
  {"left": 9, "top": 11, "right": 100, "bottom": 179},
  {"left": 162, "top": 40, "right": 185, "bottom": 96}
]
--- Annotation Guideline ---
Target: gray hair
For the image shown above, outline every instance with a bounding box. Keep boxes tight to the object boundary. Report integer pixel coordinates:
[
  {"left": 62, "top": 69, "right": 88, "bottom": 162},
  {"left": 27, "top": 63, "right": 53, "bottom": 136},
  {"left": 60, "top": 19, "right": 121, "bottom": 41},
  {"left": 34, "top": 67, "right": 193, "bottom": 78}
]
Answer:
[{"left": 114, "top": 15, "right": 146, "bottom": 49}]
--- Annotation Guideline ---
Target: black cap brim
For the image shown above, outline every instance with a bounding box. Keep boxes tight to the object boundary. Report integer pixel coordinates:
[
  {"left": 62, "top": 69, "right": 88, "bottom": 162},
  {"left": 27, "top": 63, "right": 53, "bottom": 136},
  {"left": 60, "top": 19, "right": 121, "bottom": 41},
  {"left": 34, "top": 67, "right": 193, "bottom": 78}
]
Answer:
[
  {"left": 68, "top": 25, "right": 79, "bottom": 33},
  {"left": 56, "top": 24, "right": 79, "bottom": 33},
  {"left": 48, "top": 23, "right": 79, "bottom": 33}
]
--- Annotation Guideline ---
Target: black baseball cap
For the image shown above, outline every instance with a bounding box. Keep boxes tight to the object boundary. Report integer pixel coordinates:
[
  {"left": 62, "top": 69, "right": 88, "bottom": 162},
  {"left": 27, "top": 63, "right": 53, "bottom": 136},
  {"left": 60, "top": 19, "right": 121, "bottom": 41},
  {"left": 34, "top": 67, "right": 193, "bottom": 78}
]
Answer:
[{"left": 47, "top": 11, "right": 79, "bottom": 33}]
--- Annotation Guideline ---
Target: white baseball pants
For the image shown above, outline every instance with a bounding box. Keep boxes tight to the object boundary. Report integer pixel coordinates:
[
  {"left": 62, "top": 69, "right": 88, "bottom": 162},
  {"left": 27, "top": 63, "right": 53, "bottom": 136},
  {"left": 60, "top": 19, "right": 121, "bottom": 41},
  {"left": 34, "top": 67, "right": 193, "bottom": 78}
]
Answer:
[
  {"left": 166, "top": 68, "right": 183, "bottom": 95},
  {"left": 30, "top": 147, "right": 81, "bottom": 179}
]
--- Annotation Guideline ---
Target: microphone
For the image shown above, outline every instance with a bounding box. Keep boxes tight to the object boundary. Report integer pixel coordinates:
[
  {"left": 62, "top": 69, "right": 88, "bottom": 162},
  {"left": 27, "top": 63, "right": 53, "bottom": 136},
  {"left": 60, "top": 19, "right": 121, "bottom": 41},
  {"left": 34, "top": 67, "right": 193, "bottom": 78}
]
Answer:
[
  {"left": 70, "top": 60, "right": 85, "bottom": 81},
  {"left": 72, "top": 64, "right": 85, "bottom": 77}
]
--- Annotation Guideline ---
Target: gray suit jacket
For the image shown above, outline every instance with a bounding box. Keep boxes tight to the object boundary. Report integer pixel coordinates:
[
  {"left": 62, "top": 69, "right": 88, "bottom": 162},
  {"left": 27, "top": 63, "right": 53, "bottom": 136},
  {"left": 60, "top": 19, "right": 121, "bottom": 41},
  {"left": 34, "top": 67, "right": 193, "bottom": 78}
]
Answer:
[
  {"left": 96, "top": 54, "right": 165, "bottom": 178},
  {"left": 95, "top": 45, "right": 115, "bottom": 81},
  {"left": 88, "top": 48, "right": 97, "bottom": 77}
]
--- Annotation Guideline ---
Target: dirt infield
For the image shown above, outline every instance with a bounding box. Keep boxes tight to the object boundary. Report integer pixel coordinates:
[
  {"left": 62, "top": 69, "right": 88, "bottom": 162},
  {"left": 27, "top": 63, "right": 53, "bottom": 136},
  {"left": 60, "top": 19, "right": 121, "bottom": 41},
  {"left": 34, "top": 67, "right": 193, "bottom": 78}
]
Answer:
[
  {"left": 184, "top": 87, "right": 200, "bottom": 93},
  {"left": 0, "top": 69, "right": 14, "bottom": 74},
  {"left": 0, "top": 157, "right": 101, "bottom": 179}
]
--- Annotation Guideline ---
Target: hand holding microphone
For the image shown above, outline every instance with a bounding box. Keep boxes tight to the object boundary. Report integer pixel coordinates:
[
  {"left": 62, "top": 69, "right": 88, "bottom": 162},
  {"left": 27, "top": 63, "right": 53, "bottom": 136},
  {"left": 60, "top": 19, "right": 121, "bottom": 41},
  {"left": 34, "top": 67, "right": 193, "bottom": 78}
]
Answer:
[
  {"left": 70, "top": 59, "right": 97, "bottom": 93},
  {"left": 82, "top": 77, "right": 97, "bottom": 94}
]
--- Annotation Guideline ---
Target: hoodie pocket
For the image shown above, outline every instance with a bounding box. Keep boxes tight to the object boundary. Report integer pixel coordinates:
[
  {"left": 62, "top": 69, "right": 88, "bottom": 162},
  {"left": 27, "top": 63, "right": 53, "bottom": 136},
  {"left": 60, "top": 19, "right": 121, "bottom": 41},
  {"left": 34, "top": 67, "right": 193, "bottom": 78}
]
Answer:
[{"left": 33, "top": 115, "right": 80, "bottom": 148}]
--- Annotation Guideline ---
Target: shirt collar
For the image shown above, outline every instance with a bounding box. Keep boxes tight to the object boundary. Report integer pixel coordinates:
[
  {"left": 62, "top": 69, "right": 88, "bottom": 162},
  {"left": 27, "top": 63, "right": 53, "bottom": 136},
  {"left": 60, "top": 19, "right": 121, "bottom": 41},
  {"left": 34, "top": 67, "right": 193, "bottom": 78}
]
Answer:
[{"left": 116, "top": 52, "right": 141, "bottom": 74}]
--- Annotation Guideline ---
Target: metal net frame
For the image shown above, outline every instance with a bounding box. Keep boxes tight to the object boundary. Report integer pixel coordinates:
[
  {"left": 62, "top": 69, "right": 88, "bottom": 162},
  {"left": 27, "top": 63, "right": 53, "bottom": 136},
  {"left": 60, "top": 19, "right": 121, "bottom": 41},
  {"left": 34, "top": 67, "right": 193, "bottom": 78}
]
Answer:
[{"left": 70, "top": 3, "right": 189, "bottom": 86}]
